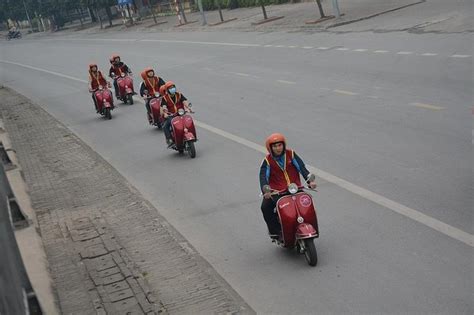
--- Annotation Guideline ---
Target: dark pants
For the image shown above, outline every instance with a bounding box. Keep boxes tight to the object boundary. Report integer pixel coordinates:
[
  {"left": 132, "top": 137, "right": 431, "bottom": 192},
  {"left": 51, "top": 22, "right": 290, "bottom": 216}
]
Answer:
[
  {"left": 163, "top": 117, "right": 173, "bottom": 141},
  {"left": 145, "top": 99, "right": 151, "bottom": 113},
  {"left": 113, "top": 79, "right": 119, "bottom": 97},
  {"left": 261, "top": 197, "right": 281, "bottom": 235},
  {"left": 92, "top": 93, "right": 98, "bottom": 111}
]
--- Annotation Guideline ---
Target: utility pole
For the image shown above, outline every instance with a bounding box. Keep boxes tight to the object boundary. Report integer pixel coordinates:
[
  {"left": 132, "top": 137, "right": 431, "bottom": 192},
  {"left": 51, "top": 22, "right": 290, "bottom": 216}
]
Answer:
[
  {"left": 22, "top": 0, "right": 33, "bottom": 32},
  {"left": 331, "top": 0, "right": 341, "bottom": 18}
]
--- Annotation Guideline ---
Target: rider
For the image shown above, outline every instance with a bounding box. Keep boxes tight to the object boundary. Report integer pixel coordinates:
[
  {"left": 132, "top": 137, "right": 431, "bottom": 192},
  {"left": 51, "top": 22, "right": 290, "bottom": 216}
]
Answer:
[
  {"left": 108, "top": 54, "right": 132, "bottom": 98},
  {"left": 259, "top": 133, "right": 317, "bottom": 238},
  {"left": 139, "top": 67, "right": 166, "bottom": 122},
  {"left": 88, "top": 64, "right": 110, "bottom": 112},
  {"left": 160, "top": 81, "right": 191, "bottom": 146}
]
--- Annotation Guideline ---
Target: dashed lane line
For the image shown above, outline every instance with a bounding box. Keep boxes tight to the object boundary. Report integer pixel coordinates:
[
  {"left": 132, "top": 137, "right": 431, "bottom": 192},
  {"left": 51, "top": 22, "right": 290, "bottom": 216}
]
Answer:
[
  {"left": 373, "top": 50, "right": 389, "bottom": 53},
  {"left": 451, "top": 54, "right": 471, "bottom": 58},
  {"left": 302, "top": 46, "right": 313, "bottom": 49},
  {"left": 333, "top": 89, "right": 359, "bottom": 96},
  {"left": 276, "top": 80, "right": 297, "bottom": 85},
  {"left": 421, "top": 53, "right": 438, "bottom": 56},
  {"left": 397, "top": 51, "right": 414, "bottom": 55},
  {"left": 1, "top": 59, "right": 472, "bottom": 247},
  {"left": 353, "top": 49, "right": 369, "bottom": 52},
  {"left": 336, "top": 47, "right": 349, "bottom": 51}
]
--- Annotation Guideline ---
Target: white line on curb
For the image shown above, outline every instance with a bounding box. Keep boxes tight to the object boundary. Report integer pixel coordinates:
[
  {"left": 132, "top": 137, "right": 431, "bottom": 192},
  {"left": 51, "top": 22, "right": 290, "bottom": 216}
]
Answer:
[{"left": 1, "top": 59, "right": 472, "bottom": 247}]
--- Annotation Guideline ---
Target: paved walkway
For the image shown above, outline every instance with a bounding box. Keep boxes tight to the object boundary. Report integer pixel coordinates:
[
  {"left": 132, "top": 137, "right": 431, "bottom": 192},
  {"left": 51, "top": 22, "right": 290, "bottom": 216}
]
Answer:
[{"left": 0, "top": 86, "right": 254, "bottom": 314}]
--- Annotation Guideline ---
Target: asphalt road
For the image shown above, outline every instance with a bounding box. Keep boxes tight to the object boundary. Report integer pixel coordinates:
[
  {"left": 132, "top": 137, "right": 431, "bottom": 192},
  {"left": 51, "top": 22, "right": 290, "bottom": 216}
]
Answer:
[{"left": 1, "top": 30, "right": 472, "bottom": 314}]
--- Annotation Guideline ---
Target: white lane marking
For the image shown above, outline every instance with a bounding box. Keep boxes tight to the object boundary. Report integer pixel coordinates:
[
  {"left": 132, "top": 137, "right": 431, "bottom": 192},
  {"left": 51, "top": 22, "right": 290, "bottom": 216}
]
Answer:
[
  {"left": 264, "top": 44, "right": 274, "bottom": 47},
  {"left": 0, "top": 60, "right": 87, "bottom": 84},
  {"left": 275, "top": 45, "right": 285, "bottom": 48},
  {"left": 353, "top": 49, "right": 368, "bottom": 52},
  {"left": 373, "top": 50, "right": 389, "bottom": 53},
  {"left": 276, "top": 80, "right": 296, "bottom": 85},
  {"left": 336, "top": 47, "right": 349, "bottom": 51},
  {"left": 421, "top": 53, "right": 438, "bottom": 56},
  {"left": 410, "top": 102, "right": 444, "bottom": 111},
  {"left": 288, "top": 46, "right": 298, "bottom": 48},
  {"left": 317, "top": 47, "right": 330, "bottom": 50},
  {"left": 333, "top": 89, "right": 358, "bottom": 96},
  {"left": 451, "top": 54, "right": 471, "bottom": 58},
  {"left": 397, "top": 51, "right": 413, "bottom": 55},
  {"left": 1, "top": 59, "right": 472, "bottom": 247},
  {"left": 302, "top": 46, "right": 313, "bottom": 49},
  {"left": 141, "top": 39, "right": 262, "bottom": 47}
]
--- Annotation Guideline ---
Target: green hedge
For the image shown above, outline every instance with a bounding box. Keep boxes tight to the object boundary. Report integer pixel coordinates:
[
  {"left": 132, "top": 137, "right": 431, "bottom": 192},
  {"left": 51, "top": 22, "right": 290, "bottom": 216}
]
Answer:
[{"left": 199, "top": 0, "right": 290, "bottom": 11}]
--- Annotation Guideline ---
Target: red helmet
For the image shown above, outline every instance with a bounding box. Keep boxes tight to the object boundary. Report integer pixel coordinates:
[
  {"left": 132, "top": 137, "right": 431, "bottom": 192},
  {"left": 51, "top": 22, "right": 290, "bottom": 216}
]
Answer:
[
  {"left": 110, "top": 54, "right": 120, "bottom": 64},
  {"left": 159, "top": 85, "right": 166, "bottom": 95},
  {"left": 265, "top": 133, "right": 286, "bottom": 153}
]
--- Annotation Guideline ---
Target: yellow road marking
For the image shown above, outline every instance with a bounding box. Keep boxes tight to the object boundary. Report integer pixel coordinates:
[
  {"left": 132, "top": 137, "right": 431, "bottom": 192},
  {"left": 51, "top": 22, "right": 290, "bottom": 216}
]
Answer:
[{"left": 411, "top": 102, "right": 444, "bottom": 111}]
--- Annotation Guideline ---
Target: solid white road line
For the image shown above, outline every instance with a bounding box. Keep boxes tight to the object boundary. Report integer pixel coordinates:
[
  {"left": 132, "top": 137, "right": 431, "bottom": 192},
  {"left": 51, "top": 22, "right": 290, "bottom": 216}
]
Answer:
[{"left": 1, "top": 59, "right": 472, "bottom": 247}]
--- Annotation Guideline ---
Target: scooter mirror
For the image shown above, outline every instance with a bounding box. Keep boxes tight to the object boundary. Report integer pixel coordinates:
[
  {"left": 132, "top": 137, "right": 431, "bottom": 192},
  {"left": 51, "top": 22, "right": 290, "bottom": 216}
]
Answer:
[
  {"left": 188, "top": 102, "right": 193, "bottom": 108},
  {"left": 307, "top": 174, "right": 316, "bottom": 182}
]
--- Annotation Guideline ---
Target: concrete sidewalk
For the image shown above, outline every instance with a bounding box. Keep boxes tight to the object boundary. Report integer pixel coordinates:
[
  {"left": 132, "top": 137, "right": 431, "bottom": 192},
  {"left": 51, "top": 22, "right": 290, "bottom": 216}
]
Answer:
[
  {"left": 0, "top": 86, "right": 254, "bottom": 315},
  {"left": 18, "top": 0, "right": 471, "bottom": 39}
]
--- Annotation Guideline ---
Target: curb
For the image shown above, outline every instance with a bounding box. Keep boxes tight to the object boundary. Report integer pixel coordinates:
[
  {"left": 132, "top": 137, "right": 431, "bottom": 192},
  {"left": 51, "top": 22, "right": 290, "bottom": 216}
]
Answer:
[{"left": 326, "top": 0, "right": 426, "bottom": 29}]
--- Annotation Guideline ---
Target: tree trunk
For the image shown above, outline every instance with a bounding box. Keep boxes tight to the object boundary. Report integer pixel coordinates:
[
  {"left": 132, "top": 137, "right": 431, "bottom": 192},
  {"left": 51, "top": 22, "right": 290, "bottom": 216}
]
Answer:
[
  {"left": 105, "top": 5, "right": 113, "bottom": 27},
  {"left": 315, "top": 0, "right": 325, "bottom": 18},
  {"left": 88, "top": 6, "right": 97, "bottom": 22}
]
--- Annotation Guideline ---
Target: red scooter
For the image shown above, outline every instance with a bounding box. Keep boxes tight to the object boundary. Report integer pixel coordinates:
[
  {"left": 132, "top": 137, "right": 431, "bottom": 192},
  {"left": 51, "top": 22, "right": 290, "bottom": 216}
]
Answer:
[
  {"left": 92, "top": 86, "right": 114, "bottom": 120},
  {"left": 166, "top": 107, "right": 197, "bottom": 158},
  {"left": 112, "top": 72, "right": 135, "bottom": 104},
  {"left": 148, "top": 94, "right": 165, "bottom": 129},
  {"left": 267, "top": 178, "right": 319, "bottom": 266}
]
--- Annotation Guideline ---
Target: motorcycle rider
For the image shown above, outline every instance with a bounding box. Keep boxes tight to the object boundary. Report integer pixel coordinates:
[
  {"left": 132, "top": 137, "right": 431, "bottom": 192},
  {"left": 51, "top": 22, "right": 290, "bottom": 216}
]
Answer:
[
  {"left": 159, "top": 81, "right": 191, "bottom": 146},
  {"left": 259, "top": 133, "right": 317, "bottom": 238},
  {"left": 108, "top": 54, "right": 132, "bottom": 98},
  {"left": 139, "top": 67, "right": 166, "bottom": 123},
  {"left": 88, "top": 64, "right": 111, "bottom": 112}
]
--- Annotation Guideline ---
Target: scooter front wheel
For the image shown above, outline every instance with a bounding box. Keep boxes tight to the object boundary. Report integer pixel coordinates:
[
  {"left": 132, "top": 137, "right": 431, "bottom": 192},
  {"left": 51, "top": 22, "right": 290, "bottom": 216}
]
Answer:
[
  {"left": 127, "top": 94, "right": 134, "bottom": 105},
  {"left": 303, "top": 239, "right": 317, "bottom": 266},
  {"left": 186, "top": 141, "right": 196, "bottom": 158},
  {"left": 105, "top": 108, "right": 112, "bottom": 120}
]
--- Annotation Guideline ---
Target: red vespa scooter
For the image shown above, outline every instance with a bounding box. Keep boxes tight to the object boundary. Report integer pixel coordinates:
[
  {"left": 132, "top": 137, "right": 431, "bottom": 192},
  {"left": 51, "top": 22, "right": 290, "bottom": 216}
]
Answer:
[
  {"left": 92, "top": 86, "right": 114, "bottom": 120},
  {"left": 168, "top": 106, "right": 197, "bottom": 158},
  {"left": 269, "top": 177, "right": 319, "bottom": 266},
  {"left": 113, "top": 72, "right": 135, "bottom": 104},
  {"left": 148, "top": 95, "right": 165, "bottom": 129}
]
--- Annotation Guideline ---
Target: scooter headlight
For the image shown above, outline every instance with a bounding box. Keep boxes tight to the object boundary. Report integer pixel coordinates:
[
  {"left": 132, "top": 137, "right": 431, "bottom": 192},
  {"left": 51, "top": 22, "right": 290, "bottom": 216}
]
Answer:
[
  {"left": 121, "top": 73, "right": 125, "bottom": 77},
  {"left": 154, "top": 92, "right": 160, "bottom": 97},
  {"left": 288, "top": 183, "right": 298, "bottom": 194},
  {"left": 178, "top": 108, "right": 185, "bottom": 116}
]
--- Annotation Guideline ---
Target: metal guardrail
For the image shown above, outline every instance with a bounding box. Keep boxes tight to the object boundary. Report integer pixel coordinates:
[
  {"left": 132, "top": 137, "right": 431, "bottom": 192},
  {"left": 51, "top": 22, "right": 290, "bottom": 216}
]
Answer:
[{"left": 0, "top": 151, "right": 42, "bottom": 314}]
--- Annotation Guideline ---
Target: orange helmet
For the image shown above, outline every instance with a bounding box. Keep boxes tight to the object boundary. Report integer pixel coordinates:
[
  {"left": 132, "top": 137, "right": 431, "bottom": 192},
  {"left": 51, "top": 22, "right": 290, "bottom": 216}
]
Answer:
[
  {"left": 89, "top": 63, "right": 98, "bottom": 72},
  {"left": 141, "top": 67, "right": 154, "bottom": 80},
  {"left": 159, "top": 85, "right": 166, "bottom": 96},
  {"left": 265, "top": 133, "right": 286, "bottom": 153},
  {"left": 110, "top": 54, "right": 120, "bottom": 64},
  {"left": 164, "top": 81, "right": 175, "bottom": 90}
]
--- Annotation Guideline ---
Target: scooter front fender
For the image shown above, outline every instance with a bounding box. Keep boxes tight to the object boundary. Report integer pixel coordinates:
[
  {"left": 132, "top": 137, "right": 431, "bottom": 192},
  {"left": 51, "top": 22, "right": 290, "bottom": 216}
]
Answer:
[{"left": 295, "top": 223, "right": 318, "bottom": 239}]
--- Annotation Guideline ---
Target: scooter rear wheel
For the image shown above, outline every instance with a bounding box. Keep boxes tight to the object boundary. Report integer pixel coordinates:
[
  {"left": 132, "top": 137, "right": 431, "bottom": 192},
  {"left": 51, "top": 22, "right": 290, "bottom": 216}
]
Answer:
[{"left": 303, "top": 239, "right": 318, "bottom": 266}]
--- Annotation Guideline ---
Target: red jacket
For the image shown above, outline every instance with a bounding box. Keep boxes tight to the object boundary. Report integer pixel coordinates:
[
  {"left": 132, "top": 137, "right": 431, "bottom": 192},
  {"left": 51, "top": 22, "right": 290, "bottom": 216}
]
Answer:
[
  {"left": 89, "top": 70, "right": 107, "bottom": 90},
  {"left": 265, "top": 150, "right": 302, "bottom": 191}
]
